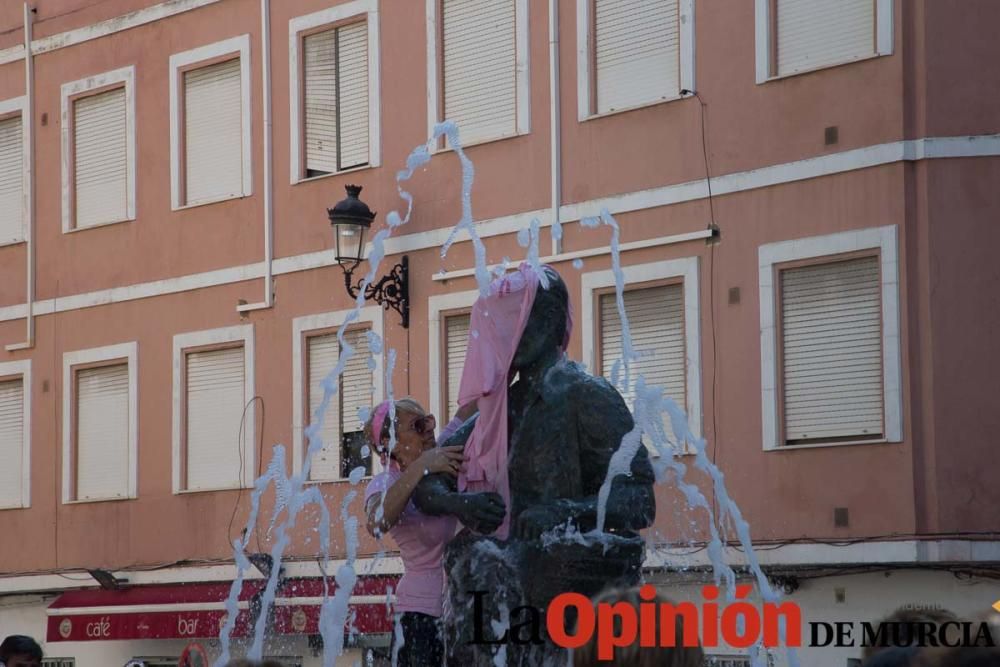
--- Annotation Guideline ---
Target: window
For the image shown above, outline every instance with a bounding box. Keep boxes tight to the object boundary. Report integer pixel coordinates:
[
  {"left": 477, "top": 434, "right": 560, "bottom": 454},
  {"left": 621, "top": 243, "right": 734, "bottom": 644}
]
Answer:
[
  {"left": 582, "top": 258, "right": 702, "bottom": 452},
  {"left": 306, "top": 326, "right": 375, "bottom": 480},
  {"left": 42, "top": 660, "right": 75, "bottom": 667},
  {"left": 172, "top": 325, "right": 254, "bottom": 492},
  {"left": 60, "top": 66, "right": 136, "bottom": 232},
  {"left": 443, "top": 312, "right": 471, "bottom": 423},
  {"left": 292, "top": 307, "right": 384, "bottom": 479},
  {"left": 577, "top": 0, "right": 695, "bottom": 118},
  {"left": 0, "top": 98, "right": 26, "bottom": 245},
  {"left": 290, "top": 0, "right": 380, "bottom": 182},
  {"left": 170, "top": 35, "right": 252, "bottom": 209},
  {"left": 62, "top": 343, "right": 137, "bottom": 503},
  {"left": 759, "top": 225, "right": 902, "bottom": 450},
  {"left": 705, "top": 657, "right": 751, "bottom": 667},
  {"left": 754, "top": 0, "right": 893, "bottom": 82},
  {"left": 427, "top": 0, "right": 530, "bottom": 146},
  {"left": 0, "top": 360, "right": 30, "bottom": 509}
]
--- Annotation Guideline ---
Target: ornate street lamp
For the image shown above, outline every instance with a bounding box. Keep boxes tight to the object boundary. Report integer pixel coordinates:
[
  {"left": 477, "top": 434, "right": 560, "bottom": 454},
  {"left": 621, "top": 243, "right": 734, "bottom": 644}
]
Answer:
[{"left": 328, "top": 185, "right": 410, "bottom": 328}]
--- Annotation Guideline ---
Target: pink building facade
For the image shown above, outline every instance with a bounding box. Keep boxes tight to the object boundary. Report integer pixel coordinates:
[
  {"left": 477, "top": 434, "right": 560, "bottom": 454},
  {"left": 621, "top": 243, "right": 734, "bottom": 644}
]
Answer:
[{"left": 0, "top": 0, "right": 997, "bottom": 665}]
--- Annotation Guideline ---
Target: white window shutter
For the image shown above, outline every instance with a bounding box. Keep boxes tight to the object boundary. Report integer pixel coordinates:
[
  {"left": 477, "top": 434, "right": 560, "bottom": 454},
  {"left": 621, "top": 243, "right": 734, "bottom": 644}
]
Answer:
[
  {"left": 307, "top": 333, "right": 342, "bottom": 480},
  {"left": 445, "top": 314, "right": 471, "bottom": 423},
  {"left": 186, "top": 347, "right": 246, "bottom": 490},
  {"left": 595, "top": 0, "right": 680, "bottom": 114},
  {"left": 184, "top": 58, "right": 243, "bottom": 204},
  {"left": 781, "top": 256, "right": 883, "bottom": 443},
  {"left": 76, "top": 364, "right": 129, "bottom": 500},
  {"left": 776, "top": 0, "right": 875, "bottom": 76},
  {"left": 303, "top": 22, "right": 370, "bottom": 175},
  {"left": 600, "top": 285, "right": 686, "bottom": 450},
  {"left": 442, "top": 0, "right": 516, "bottom": 145},
  {"left": 0, "top": 115, "right": 24, "bottom": 244},
  {"left": 74, "top": 88, "right": 128, "bottom": 228},
  {"left": 307, "top": 328, "right": 372, "bottom": 481},
  {"left": 0, "top": 378, "right": 24, "bottom": 508}
]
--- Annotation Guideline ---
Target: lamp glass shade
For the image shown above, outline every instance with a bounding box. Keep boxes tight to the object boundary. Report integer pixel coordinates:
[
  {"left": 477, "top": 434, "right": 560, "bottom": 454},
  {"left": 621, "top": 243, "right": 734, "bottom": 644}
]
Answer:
[{"left": 335, "top": 221, "right": 367, "bottom": 266}]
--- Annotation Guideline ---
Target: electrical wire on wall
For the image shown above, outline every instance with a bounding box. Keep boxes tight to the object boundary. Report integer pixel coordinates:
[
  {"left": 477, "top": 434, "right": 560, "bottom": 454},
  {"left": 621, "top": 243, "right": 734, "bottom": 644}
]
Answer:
[{"left": 227, "top": 396, "right": 266, "bottom": 551}]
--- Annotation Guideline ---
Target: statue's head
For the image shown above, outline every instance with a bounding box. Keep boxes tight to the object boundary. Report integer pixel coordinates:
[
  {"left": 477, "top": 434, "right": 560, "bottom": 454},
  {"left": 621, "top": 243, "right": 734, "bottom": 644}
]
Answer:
[{"left": 512, "top": 267, "right": 570, "bottom": 371}]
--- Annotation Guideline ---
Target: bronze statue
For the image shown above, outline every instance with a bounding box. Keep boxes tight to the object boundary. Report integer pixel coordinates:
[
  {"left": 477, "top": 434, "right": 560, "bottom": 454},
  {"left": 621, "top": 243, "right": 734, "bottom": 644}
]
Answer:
[{"left": 414, "top": 266, "right": 656, "bottom": 665}]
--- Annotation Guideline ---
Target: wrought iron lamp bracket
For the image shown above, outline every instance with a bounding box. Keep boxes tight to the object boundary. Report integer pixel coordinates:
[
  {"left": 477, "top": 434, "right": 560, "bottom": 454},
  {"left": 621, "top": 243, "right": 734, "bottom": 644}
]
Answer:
[{"left": 343, "top": 256, "right": 409, "bottom": 328}]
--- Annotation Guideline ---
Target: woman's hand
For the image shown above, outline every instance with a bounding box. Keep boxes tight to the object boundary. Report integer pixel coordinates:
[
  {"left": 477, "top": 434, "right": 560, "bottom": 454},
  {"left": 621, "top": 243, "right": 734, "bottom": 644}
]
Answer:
[{"left": 414, "top": 445, "right": 465, "bottom": 477}]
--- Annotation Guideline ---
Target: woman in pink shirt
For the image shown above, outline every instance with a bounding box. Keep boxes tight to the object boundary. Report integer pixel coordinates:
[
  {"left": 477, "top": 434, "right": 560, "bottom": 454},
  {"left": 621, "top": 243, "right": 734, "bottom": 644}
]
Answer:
[{"left": 363, "top": 397, "right": 503, "bottom": 666}]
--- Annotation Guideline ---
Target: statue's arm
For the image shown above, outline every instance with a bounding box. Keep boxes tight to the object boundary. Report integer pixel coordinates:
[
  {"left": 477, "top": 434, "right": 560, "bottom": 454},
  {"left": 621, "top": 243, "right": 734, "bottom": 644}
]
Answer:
[{"left": 413, "top": 414, "right": 475, "bottom": 516}]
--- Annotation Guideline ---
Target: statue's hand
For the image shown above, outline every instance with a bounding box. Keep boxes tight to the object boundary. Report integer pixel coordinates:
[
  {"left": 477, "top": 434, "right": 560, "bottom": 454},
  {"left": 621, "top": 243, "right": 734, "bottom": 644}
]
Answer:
[
  {"left": 514, "top": 503, "right": 576, "bottom": 541},
  {"left": 450, "top": 492, "right": 506, "bottom": 534}
]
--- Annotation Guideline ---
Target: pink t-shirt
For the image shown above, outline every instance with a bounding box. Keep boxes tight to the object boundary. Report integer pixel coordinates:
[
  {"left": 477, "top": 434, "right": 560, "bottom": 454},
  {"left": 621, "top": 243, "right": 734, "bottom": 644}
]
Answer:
[{"left": 363, "top": 417, "right": 463, "bottom": 617}]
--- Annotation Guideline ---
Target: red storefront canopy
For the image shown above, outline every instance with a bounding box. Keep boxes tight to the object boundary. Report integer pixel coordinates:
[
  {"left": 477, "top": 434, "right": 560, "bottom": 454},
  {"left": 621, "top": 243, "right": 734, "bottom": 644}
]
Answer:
[{"left": 46, "top": 576, "right": 398, "bottom": 642}]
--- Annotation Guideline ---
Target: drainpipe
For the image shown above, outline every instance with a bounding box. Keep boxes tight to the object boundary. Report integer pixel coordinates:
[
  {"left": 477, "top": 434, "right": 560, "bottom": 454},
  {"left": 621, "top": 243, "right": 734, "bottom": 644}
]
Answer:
[
  {"left": 239, "top": 0, "right": 274, "bottom": 313},
  {"left": 549, "top": 0, "right": 563, "bottom": 256},
  {"left": 7, "top": 3, "right": 35, "bottom": 352}
]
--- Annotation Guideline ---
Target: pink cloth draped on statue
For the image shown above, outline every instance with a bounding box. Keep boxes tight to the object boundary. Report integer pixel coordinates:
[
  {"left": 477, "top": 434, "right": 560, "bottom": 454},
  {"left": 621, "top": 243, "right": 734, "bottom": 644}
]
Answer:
[{"left": 456, "top": 263, "right": 571, "bottom": 540}]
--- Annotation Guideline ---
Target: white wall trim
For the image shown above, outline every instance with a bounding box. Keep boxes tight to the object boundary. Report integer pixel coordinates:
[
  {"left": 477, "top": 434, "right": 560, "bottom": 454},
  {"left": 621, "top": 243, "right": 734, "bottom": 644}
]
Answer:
[
  {"left": 0, "top": 134, "right": 997, "bottom": 325},
  {"left": 0, "top": 359, "right": 31, "bottom": 509},
  {"left": 426, "top": 0, "right": 531, "bottom": 144},
  {"left": 171, "top": 324, "right": 255, "bottom": 493},
  {"left": 0, "top": 96, "right": 28, "bottom": 246},
  {"left": 577, "top": 0, "right": 695, "bottom": 120},
  {"left": 291, "top": 306, "right": 385, "bottom": 476},
  {"left": 288, "top": 0, "right": 381, "bottom": 185},
  {"left": 61, "top": 342, "right": 139, "bottom": 503},
  {"left": 581, "top": 258, "right": 703, "bottom": 443},
  {"left": 758, "top": 224, "right": 901, "bottom": 450},
  {"left": 168, "top": 34, "right": 253, "bottom": 210},
  {"left": 755, "top": 0, "right": 894, "bottom": 83},
  {"left": 427, "top": 290, "right": 480, "bottom": 423},
  {"left": 59, "top": 66, "right": 137, "bottom": 233},
  {"left": 0, "top": 0, "right": 225, "bottom": 66}
]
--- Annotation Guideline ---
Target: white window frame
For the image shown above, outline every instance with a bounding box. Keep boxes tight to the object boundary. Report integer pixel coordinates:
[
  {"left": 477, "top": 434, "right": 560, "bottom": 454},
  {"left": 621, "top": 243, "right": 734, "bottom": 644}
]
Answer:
[
  {"left": 577, "top": 0, "right": 695, "bottom": 121},
  {"left": 60, "top": 66, "right": 136, "bottom": 234},
  {"left": 425, "top": 0, "right": 531, "bottom": 148},
  {"left": 172, "top": 324, "right": 255, "bottom": 493},
  {"left": 754, "top": 0, "right": 893, "bottom": 83},
  {"left": 0, "top": 359, "right": 31, "bottom": 509},
  {"left": 0, "top": 96, "right": 28, "bottom": 247},
  {"left": 759, "top": 224, "right": 902, "bottom": 450},
  {"left": 291, "top": 306, "right": 385, "bottom": 478},
  {"left": 428, "top": 289, "right": 480, "bottom": 423},
  {"left": 288, "top": 0, "right": 382, "bottom": 185},
  {"left": 581, "top": 257, "right": 703, "bottom": 447},
  {"left": 61, "top": 342, "right": 138, "bottom": 503},
  {"left": 169, "top": 35, "right": 253, "bottom": 210}
]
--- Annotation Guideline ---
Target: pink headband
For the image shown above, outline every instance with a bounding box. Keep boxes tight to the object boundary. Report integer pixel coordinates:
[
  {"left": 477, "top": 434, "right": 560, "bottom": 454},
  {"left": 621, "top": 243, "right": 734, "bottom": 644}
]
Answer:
[{"left": 371, "top": 399, "right": 392, "bottom": 453}]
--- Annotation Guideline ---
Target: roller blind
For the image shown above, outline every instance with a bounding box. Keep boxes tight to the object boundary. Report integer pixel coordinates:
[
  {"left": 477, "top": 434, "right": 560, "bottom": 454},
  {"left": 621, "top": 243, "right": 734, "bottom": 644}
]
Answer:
[
  {"left": 442, "top": 0, "right": 516, "bottom": 145},
  {"left": 444, "top": 313, "right": 470, "bottom": 423},
  {"left": 776, "top": 0, "right": 875, "bottom": 76},
  {"left": 0, "top": 114, "right": 24, "bottom": 243},
  {"left": 303, "top": 21, "right": 369, "bottom": 176},
  {"left": 0, "top": 378, "right": 24, "bottom": 508},
  {"left": 184, "top": 58, "right": 243, "bottom": 204},
  {"left": 74, "top": 88, "right": 128, "bottom": 228},
  {"left": 780, "top": 256, "right": 883, "bottom": 444},
  {"left": 595, "top": 0, "right": 680, "bottom": 114},
  {"left": 600, "top": 285, "right": 686, "bottom": 450},
  {"left": 307, "top": 327, "right": 373, "bottom": 480},
  {"left": 76, "top": 364, "right": 129, "bottom": 500},
  {"left": 186, "top": 347, "right": 246, "bottom": 490}
]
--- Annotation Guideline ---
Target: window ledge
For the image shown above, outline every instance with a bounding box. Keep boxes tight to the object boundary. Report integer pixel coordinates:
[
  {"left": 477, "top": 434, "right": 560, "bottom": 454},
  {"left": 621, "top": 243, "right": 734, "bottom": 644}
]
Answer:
[
  {"left": 305, "top": 475, "right": 375, "bottom": 485},
  {"left": 293, "top": 163, "right": 375, "bottom": 186},
  {"left": 761, "top": 52, "right": 885, "bottom": 84},
  {"left": 63, "top": 495, "right": 135, "bottom": 505},
  {"left": 173, "top": 192, "right": 250, "bottom": 212},
  {"left": 0, "top": 238, "right": 26, "bottom": 248},
  {"left": 765, "top": 437, "right": 896, "bottom": 452},
  {"left": 581, "top": 95, "right": 688, "bottom": 122},
  {"left": 0, "top": 503, "right": 29, "bottom": 511},
  {"left": 175, "top": 485, "right": 251, "bottom": 495},
  {"left": 64, "top": 217, "right": 134, "bottom": 234},
  {"left": 432, "top": 129, "right": 529, "bottom": 154}
]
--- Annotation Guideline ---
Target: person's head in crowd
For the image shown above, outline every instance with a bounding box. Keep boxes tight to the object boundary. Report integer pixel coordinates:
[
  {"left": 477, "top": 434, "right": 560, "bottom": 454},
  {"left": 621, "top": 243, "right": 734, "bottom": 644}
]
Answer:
[
  {"left": 861, "top": 607, "right": 960, "bottom": 661},
  {"left": 861, "top": 645, "right": 921, "bottom": 666},
  {"left": 916, "top": 610, "right": 1000, "bottom": 667},
  {"left": 0, "top": 635, "right": 42, "bottom": 667},
  {"left": 572, "top": 585, "right": 705, "bottom": 667}
]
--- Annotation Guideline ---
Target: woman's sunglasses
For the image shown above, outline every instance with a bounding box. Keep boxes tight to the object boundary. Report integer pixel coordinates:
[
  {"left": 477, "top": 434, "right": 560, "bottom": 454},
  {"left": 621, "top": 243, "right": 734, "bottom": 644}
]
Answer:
[{"left": 410, "top": 414, "right": 436, "bottom": 436}]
